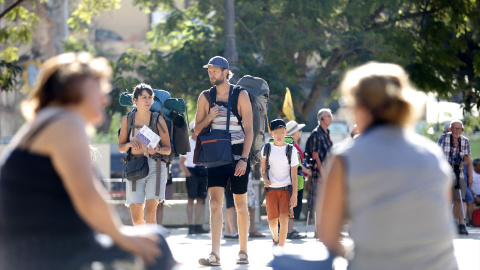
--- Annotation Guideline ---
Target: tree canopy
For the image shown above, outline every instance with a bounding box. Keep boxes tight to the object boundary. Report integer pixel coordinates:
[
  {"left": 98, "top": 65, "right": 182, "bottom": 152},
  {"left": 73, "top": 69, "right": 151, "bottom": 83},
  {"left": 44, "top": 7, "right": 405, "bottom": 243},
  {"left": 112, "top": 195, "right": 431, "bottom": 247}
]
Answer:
[
  {"left": 123, "top": 0, "right": 480, "bottom": 124},
  {"left": 2, "top": 0, "right": 480, "bottom": 125},
  {"left": 0, "top": 0, "right": 120, "bottom": 91}
]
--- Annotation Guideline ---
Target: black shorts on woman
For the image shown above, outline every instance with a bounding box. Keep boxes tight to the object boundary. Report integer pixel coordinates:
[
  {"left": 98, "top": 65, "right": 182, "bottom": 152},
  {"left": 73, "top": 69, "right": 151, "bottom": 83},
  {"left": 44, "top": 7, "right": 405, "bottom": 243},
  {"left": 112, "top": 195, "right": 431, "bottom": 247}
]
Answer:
[{"left": 207, "top": 143, "right": 250, "bottom": 194}]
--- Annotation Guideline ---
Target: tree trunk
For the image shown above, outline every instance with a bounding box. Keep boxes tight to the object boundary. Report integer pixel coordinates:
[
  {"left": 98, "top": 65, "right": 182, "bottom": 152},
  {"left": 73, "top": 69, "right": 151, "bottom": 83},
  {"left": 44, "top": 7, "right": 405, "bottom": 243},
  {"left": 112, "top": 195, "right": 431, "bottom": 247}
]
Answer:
[
  {"left": 301, "top": 49, "right": 342, "bottom": 118},
  {"left": 223, "top": 0, "right": 239, "bottom": 83}
]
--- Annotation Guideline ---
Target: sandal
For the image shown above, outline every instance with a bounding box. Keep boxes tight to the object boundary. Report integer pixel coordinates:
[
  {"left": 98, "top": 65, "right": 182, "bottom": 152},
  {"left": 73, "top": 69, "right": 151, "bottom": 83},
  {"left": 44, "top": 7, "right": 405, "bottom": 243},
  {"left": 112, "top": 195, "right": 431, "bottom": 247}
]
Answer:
[
  {"left": 198, "top": 252, "right": 221, "bottom": 266},
  {"left": 236, "top": 250, "right": 249, "bottom": 264},
  {"left": 287, "top": 231, "right": 306, "bottom": 239},
  {"left": 273, "top": 239, "right": 279, "bottom": 246}
]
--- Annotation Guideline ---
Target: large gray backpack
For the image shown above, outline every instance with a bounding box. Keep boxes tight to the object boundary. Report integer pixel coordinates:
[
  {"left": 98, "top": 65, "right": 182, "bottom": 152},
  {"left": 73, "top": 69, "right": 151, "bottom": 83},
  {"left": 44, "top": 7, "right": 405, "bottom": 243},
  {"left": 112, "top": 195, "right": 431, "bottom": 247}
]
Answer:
[{"left": 234, "top": 75, "right": 270, "bottom": 166}]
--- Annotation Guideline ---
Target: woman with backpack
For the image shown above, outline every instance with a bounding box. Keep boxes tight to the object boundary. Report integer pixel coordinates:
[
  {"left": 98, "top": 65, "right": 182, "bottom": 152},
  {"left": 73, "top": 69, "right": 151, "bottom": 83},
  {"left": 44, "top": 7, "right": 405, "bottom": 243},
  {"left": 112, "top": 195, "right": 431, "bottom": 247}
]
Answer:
[
  {"left": 0, "top": 52, "right": 175, "bottom": 269},
  {"left": 118, "top": 83, "right": 171, "bottom": 226}
]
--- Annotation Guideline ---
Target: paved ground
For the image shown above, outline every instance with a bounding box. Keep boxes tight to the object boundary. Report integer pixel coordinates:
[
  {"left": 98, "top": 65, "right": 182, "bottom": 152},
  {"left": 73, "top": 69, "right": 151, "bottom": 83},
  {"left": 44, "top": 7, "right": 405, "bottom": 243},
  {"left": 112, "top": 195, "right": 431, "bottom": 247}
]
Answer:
[{"left": 165, "top": 221, "right": 480, "bottom": 270}]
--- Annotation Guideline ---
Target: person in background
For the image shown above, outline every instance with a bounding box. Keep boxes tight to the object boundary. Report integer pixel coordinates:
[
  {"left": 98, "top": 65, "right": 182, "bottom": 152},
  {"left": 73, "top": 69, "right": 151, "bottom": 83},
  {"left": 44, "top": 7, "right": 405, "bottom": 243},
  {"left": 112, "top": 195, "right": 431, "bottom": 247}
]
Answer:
[
  {"left": 285, "top": 120, "right": 311, "bottom": 239},
  {"left": 247, "top": 170, "right": 266, "bottom": 238},
  {"left": 437, "top": 120, "right": 473, "bottom": 235},
  {"left": 304, "top": 108, "right": 333, "bottom": 231},
  {"left": 118, "top": 83, "right": 171, "bottom": 226},
  {"left": 0, "top": 52, "right": 175, "bottom": 269},
  {"left": 463, "top": 160, "right": 475, "bottom": 227},
  {"left": 444, "top": 122, "right": 451, "bottom": 134},
  {"left": 179, "top": 121, "right": 209, "bottom": 234},
  {"left": 471, "top": 158, "right": 480, "bottom": 207},
  {"left": 318, "top": 62, "right": 458, "bottom": 270},
  {"left": 156, "top": 165, "right": 173, "bottom": 226}
]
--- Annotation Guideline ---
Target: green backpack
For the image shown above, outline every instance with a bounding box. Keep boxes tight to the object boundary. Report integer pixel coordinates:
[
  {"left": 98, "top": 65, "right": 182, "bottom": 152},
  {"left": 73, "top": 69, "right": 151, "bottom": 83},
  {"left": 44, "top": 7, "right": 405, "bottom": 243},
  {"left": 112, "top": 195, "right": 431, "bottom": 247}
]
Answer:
[{"left": 266, "top": 136, "right": 304, "bottom": 190}]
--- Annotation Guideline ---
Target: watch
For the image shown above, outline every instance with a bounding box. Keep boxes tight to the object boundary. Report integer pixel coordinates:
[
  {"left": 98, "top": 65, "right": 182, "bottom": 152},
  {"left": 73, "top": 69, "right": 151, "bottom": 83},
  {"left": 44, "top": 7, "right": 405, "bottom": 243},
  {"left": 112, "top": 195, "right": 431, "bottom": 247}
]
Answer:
[{"left": 239, "top": 157, "right": 248, "bottom": 163}]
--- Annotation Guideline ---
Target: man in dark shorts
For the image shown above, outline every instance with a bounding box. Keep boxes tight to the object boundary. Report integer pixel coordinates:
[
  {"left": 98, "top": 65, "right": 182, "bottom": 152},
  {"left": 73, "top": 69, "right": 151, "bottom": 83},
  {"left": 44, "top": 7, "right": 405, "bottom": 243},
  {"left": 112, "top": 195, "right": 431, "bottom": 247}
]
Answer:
[
  {"left": 195, "top": 56, "right": 253, "bottom": 266},
  {"left": 179, "top": 121, "right": 209, "bottom": 235}
]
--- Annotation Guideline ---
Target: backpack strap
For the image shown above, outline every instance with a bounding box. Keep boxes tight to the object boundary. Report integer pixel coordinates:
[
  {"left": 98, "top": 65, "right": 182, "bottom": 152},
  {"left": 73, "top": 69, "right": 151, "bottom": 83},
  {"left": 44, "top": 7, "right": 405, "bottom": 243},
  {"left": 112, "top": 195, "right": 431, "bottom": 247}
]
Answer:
[
  {"left": 230, "top": 86, "right": 243, "bottom": 125},
  {"left": 208, "top": 86, "right": 216, "bottom": 105},
  {"left": 19, "top": 114, "right": 64, "bottom": 150},
  {"left": 263, "top": 143, "right": 271, "bottom": 181},
  {"left": 156, "top": 158, "right": 161, "bottom": 196},
  {"left": 259, "top": 143, "right": 272, "bottom": 207},
  {"left": 286, "top": 144, "right": 293, "bottom": 183}
]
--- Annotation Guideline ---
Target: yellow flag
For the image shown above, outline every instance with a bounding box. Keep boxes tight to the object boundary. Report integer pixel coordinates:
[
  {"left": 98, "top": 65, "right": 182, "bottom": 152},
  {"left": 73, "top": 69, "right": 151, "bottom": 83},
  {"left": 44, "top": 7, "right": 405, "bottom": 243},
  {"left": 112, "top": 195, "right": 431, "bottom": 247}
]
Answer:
[{"left": 282, "top": 87, "right": 295, "bottom": 121}]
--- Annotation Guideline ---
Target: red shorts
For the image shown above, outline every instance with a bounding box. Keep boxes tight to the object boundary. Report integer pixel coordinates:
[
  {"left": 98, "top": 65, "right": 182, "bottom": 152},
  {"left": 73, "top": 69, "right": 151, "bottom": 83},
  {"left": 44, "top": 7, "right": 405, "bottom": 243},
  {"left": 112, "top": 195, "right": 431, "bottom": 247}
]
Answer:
[{"left": 266, "top": 190, "right": 291, "bottom": 220}]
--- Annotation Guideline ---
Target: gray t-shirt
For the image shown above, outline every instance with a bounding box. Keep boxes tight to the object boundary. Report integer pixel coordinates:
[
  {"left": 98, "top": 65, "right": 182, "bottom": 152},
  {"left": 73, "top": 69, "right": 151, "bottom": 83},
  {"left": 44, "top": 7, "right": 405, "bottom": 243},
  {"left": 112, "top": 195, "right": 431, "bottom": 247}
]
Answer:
[{"left": 333, "top": 125, "right": 458, "bottom": 270}]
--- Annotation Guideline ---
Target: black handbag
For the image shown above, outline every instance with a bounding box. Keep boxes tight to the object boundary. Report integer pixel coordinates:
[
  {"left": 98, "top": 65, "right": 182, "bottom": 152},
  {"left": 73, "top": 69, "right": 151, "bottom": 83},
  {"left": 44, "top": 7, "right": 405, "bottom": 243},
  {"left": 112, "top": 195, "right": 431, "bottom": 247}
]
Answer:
[
  {"left": 124, "top": 155, "right": 149, "bottom": 181},
  {"left": 198, "top": 86, "right": 234, "bottom": 168}
]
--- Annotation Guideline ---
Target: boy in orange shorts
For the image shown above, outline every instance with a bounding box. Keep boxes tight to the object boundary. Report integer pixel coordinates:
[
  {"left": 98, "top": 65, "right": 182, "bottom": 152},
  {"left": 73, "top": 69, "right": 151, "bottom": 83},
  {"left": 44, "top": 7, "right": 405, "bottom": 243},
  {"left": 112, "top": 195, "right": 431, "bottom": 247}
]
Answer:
[{"left": 261, "top": 119, "right": 298, "bottom": 247}]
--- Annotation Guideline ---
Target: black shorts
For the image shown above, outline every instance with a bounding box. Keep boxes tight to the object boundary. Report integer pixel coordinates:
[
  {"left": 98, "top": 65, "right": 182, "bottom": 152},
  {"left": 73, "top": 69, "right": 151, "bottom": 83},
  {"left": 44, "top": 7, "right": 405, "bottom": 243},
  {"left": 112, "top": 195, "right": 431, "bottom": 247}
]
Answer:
[
  {"left": 207, "top": 160, "right": 250, "bottom": 195},
  {"left": 186, "top": 166, "right": 208, "bottom": 199},
  {"left": 293, "top": 189, "right": 303, "bottom": 220}
]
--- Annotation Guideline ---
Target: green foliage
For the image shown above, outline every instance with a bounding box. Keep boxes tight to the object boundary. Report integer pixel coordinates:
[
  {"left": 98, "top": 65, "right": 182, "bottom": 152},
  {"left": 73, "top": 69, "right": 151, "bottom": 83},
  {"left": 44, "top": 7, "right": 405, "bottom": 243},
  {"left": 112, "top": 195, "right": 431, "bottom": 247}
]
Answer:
[
  {"left": 125, "top": 0, "right": 480, "bottom": 126},
  {"left": 93, "top": 113, "right": 122, "bottom": 143},
  {"left": 62, "top": 36, "right": 97, "bottom": 54},
  {"left": 0, "top": 61, "right": 22, "bottom": 91},
  {"left": 0, "top": 1, "right": 42, "bottom": 90},
  {"left": 0, "top": 4, "right": 39, "bottom": 62},
  {"left": 67, "top": 0, "right": 121, "bottom": 33}
]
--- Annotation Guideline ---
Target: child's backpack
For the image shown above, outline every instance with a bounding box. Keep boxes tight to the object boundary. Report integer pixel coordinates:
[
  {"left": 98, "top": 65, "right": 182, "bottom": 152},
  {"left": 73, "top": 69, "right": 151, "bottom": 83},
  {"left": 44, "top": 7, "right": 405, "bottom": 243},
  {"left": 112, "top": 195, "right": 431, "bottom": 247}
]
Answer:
[{"left": 266, "top": 136, "right": 304, "bottom": 191}]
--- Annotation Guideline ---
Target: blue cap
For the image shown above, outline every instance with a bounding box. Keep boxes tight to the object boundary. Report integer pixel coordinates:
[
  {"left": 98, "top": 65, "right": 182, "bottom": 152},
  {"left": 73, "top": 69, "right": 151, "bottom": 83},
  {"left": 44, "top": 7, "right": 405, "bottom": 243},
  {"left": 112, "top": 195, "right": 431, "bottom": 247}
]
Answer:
[
  {"left": 203, "top": 56, "right": 229, "bottom": 70},
  {"left": 270, "top": 119, "right": 286, "bottom": 131}
]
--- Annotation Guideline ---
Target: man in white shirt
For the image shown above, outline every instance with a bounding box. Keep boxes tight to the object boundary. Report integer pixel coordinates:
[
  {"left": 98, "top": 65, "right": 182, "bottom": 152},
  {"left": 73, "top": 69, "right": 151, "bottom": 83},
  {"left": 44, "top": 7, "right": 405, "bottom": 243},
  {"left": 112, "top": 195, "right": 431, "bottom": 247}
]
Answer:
[{"left": 180, "top": 121, "right": 209, "bottom": 235}]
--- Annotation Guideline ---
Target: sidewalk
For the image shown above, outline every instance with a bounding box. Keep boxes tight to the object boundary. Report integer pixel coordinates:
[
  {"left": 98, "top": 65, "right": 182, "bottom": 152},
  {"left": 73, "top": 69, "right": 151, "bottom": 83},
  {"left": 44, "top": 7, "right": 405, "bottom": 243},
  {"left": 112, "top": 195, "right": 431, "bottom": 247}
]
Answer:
[{"left": 164, "top": 221, "right": 480, "bottom": 270}]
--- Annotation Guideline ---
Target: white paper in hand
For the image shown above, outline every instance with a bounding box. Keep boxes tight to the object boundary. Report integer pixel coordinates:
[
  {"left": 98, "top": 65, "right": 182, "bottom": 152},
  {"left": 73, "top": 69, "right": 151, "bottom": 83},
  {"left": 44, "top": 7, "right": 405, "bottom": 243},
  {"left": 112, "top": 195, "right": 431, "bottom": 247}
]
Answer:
[{"left": 135, "top": 125, "right": 161, "bottom": 149}]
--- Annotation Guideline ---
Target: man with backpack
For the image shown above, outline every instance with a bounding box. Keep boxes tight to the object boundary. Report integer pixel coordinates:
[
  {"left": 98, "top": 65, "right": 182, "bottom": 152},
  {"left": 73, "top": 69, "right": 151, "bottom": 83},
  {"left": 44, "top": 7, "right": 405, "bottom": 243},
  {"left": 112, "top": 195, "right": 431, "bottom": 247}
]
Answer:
[
  {"left": 261, "top": 119, "right": 298, "bottom": 248},
  {"left": 196, "top": 56, "right": 253, "bottom": 266}
]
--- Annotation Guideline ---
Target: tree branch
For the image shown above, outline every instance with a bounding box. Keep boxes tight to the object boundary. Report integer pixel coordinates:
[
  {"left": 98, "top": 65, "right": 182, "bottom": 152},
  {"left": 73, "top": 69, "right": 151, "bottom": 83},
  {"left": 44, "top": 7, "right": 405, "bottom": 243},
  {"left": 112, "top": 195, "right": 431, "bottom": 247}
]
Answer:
[
  {"left": 235, "top": 15, "right": 260, "bottom": 50},
  {"left": 366, "top": 6, "right": 438, "bottom": 31},
  {"left": 301, "top": 48, "right": 343, "bottom": 117},
  {"left": 0, "top": 0, "right": 25, "bottom": 20},
  {"left": 211, "top": 0, "right": 225, "bottom": 13}
]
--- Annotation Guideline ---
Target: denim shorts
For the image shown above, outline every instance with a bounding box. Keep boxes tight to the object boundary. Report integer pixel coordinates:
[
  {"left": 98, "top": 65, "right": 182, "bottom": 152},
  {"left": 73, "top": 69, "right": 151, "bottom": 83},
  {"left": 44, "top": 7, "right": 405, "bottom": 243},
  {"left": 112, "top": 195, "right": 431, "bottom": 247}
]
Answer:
[{"left": 125, "top": 158, "right": 167, "bottom": 206}]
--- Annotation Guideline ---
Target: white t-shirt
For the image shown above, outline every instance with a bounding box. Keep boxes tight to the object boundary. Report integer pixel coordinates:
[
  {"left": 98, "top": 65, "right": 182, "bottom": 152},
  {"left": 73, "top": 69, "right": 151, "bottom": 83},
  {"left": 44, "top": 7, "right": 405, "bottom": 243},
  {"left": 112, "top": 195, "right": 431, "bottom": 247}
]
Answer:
[
  {"left": 261, "top": 143, "right": 299, "bottom": 187},
  {"left": 471, "top": 170, "right": 480, "bottom": 195},
  {"left": 180, "top": 137, "right": 196, "bottom": 168}
]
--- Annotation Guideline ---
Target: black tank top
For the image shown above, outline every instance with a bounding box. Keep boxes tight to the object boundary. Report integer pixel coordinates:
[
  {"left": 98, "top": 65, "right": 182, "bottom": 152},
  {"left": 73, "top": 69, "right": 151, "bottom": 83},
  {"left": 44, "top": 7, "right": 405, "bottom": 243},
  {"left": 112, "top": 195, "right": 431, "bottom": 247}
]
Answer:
[{"left": 0, "top": 115, "right": 91, "bottom": 235}]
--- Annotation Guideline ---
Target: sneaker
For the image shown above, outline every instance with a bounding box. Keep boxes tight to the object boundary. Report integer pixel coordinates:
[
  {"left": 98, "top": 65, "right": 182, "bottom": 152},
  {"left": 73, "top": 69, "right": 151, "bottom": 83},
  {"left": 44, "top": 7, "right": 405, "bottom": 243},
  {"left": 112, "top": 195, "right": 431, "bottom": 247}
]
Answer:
[
  {"left": 195, "top": 224, "right": 210, "bottom": 234},
  {"left": 458, "top": 224, "right": 469, "bottom": 235},
  {"left": 223, "top": 233, "right": 238, "bottom": 239},
  {"left": 287, "top": 231, "right": 307, "bottom": 239},
  {"left": 188, "top": 225, "right": 195, "bottom": 235}
]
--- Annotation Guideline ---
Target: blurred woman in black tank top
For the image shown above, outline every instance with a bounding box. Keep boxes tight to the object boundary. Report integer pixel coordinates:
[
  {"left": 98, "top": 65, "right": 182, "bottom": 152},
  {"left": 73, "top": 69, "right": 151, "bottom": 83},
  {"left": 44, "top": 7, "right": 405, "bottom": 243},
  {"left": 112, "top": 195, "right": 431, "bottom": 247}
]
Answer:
[{"left": 0, "top": 52, "right": 175, "bottom": 270}]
